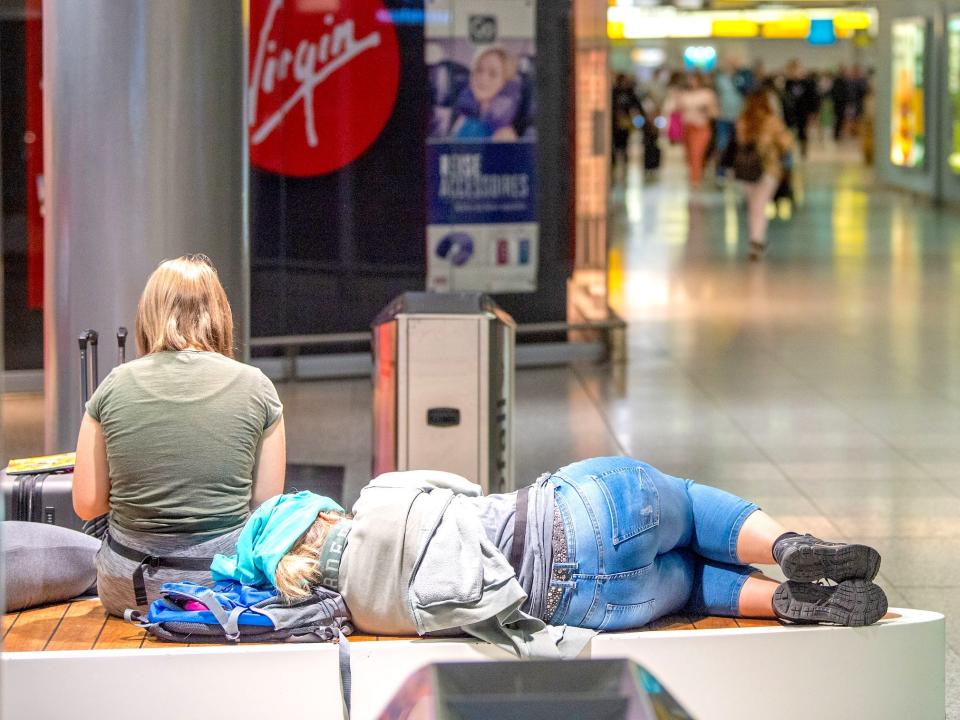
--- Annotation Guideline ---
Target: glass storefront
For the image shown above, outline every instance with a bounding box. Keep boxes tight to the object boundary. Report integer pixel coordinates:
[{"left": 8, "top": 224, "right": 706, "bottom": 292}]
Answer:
[
  {"left": 948, "top": 15, "right": 960, "bottom": 175},
  {"left": 889, "top": 17, "right": 926, "bottom": 169}
]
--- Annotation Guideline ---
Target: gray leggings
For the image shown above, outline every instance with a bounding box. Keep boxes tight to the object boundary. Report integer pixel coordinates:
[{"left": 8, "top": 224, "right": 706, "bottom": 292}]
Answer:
[{"left": 96, "top": 524, "right": 242, "bottom": 616}]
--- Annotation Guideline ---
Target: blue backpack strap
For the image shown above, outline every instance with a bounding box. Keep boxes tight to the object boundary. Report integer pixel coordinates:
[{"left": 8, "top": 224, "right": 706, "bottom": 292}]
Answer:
[
  {"left": 187, "top": 588, "right": 250, "bottom": 641},
  {"left": 156, "top": 585, "right": 245, "bottom": 641},
  {"left": 186, "top": 588, "right": 234, "bottom": 628}
]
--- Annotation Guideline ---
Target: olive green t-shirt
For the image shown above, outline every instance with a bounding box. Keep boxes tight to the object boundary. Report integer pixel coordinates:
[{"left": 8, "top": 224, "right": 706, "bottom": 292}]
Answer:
[{"left": 86, "top": 351, "right": 283, "bottom": 535}]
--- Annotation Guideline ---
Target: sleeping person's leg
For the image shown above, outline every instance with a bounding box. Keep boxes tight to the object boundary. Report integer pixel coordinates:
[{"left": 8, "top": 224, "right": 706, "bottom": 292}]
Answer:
[
  {"left": 689, "top": 562, "right": 888, "bottom": 627},
  {"left": 679, "top": 479, "right": 881, "bottom": 583},
  {"left": 647, "top": 465, "right": 888, "bottom": 626},
  {"left": 549, "top": 459, "right": 886, "bottom": 629},
  {"left": 737, "top": 572, "right": 780, "bottom": 617}
]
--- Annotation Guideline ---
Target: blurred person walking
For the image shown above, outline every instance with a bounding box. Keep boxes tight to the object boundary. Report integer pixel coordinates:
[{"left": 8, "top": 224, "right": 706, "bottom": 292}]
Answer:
[
  {"left": 830, "top": 66, "right": 850, "bottom": 141},
  {"left": 673, "top": 73, "right": 719, "bottom": 189},
  {"left": 735, "top": 89, "right": 794, "bottom": 260},
  {"left": 612, "top": 73, "right": 642, "bottom": 167},
  {"left": 715, "top": 57, "right": 745, "bottom": 179},
  {"left": 784, "top": 60, "right": 820, "bottom": 158},
  {"left": 861, "top": 77, "right": 876, "bottom": 165},
  {"left": 848, "top": 64, "right": 869, "bottom": 137},
  {"left": 640, "top": 104, "right": 662, "bottom": 177},
  {"left": 664, "top": 71, "right": 686, "bottom": 145}
]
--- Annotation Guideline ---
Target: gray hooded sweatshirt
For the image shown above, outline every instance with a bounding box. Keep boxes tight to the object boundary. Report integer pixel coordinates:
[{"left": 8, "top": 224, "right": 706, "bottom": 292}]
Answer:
[{"left": 337, "top": 470, "right": 595, "bottom": 658}]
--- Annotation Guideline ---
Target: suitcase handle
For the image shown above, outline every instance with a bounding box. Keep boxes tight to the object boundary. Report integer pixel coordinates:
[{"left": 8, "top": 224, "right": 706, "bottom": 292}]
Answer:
[
  {"left": 78, "top": 329, "right": 99, "bottom": 415},
  {"left": 78, "top": 331, "right": 90, "bottom": 413},
  {"left": 117, "top": 327, "right": 128, "bottom": 365},
  {"left": 87, "top": 330, "right": 99, "bottom": 392}
]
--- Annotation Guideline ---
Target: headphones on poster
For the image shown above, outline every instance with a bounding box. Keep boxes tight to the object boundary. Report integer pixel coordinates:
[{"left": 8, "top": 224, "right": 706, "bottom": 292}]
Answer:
[{"left": 436, "top": 233, "right": 474, "bottom": 267}]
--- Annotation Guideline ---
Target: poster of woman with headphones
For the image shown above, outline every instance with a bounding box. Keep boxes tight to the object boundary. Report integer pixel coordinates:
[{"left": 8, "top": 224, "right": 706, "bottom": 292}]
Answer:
[{"left": 425, "top": 0, "right": 539, "bottom": 293}]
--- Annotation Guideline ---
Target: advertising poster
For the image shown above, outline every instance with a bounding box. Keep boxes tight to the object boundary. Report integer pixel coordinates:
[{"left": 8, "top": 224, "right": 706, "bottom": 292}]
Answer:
[
  {"left": 425, "top": 0, "right": 538, "bottom": 293},
  {"left": 949, "top": 16, "right": 960, "bottom": 174},
  {"left": 247, "top": 0, "right": 431, "bottom": 336},
  {"left": 890, "top": 18, "right": 926, "bottom": 169}
]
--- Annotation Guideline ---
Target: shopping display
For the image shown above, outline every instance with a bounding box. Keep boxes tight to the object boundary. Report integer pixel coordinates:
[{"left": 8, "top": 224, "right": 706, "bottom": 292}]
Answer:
[
  {"left": 890, "top": 17, "right": 927, "bottom": 169},
  {"left": 948, "top": 15, "right": 960, "bottom": 174}
]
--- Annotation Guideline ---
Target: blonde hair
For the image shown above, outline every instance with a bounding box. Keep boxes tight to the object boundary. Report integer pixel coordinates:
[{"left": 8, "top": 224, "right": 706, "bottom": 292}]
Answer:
[
  {"left": 472, "top": 46, "right": 517, "bottom": 82},
  {"left": 135, "top": 254, "right": 235, "bottom": 358},
  {"left": 274, "top": 512, "right": 348, "bottom": 601}
]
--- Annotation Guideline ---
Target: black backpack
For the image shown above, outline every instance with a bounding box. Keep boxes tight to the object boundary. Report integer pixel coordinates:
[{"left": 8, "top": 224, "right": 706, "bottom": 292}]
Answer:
[{"left": 733, "top": 142, "right": 764, "bottom": 183}]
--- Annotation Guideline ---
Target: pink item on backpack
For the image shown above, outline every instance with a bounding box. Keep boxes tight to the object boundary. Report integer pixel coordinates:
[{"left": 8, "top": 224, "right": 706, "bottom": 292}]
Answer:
[{"left": 182, "top": 600, "right": 208, "bottom": 611}]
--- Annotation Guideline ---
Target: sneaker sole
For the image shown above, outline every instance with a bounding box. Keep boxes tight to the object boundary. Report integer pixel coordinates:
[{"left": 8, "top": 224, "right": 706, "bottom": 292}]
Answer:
[
  {"left": 780, "top": 543, "right": 881, "bottom": 583},
  {"left": 774, "top": 580, "right": 888, "bottom": 627}
]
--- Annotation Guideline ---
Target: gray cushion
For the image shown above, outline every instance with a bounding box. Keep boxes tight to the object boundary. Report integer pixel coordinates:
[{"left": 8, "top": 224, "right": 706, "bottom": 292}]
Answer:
[{"left": 2, "top": 521, "right": 100, "bottom": 612}]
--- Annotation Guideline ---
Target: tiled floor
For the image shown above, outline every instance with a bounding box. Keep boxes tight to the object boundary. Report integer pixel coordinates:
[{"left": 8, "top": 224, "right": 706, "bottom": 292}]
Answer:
[
  {"left": 602, "top": 145, "right": 958, "bottom": 711},
  {"left": 2, "top": 142, "right": 956, "bottom": 713}
]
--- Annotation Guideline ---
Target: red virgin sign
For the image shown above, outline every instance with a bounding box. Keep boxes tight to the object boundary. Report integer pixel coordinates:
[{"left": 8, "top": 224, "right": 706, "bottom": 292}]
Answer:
[{"left": 248, "top": 0, "right": 400, "bottom": 177}]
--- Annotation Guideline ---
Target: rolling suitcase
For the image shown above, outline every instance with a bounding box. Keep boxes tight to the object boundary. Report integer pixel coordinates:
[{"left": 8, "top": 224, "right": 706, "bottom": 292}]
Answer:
[
  {"left": 2, "top": 466, "right": 83, "bottom": 532},
  {"left": 2, "top": 328, "right": 126, "bottom": 535}
]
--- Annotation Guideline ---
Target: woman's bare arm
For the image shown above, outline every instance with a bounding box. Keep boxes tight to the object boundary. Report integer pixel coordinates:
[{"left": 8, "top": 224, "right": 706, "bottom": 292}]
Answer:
[
  {"left": 251, "top": 415, "right": 286, "bottom": 509},
  {"left": 73, "top": 413, "right": 111, "bottom": 519}
]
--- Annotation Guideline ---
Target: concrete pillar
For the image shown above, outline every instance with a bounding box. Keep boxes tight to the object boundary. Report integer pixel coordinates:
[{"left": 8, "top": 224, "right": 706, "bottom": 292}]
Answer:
[{"left": 42, "top": 0, "right": 248, "bottom": 452}]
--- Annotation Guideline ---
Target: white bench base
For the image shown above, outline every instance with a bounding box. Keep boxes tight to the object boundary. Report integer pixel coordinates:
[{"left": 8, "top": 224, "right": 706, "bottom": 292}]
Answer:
[{"left": 2, "top": 609, "right": 944, "bottom": 720}]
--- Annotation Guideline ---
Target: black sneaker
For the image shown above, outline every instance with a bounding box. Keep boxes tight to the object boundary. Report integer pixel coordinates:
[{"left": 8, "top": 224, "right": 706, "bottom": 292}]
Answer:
[
  {"left": 773, "top": 533, "right": 881, "bottom": 583},
  {"left": 773, "top": 580, "right": 888, "bottom": 627}
]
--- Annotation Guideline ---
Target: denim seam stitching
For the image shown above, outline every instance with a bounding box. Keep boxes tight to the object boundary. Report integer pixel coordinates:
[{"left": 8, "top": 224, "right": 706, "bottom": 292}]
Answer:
[
  {"left": 563, "top": 478, "right": 604, "bottom": 573},
  {"left": 728, "top": 568, "right": 753, "bottom": 617},
  {"left": 572, "top": 564, "right": 654, "bottom": 581},
  {"left": 595, "top": 462, "right": 643, "bottom": 479},
  {"left": 728, "top": 503, "right": 761, "bottom": 564},
  {"left": 598, "top": 598, "right": 656, "bottom": 632},
  {"left": 585, "top": 578, "right": 604, "bottom": 626},
  {"left": 558, "top": 478, "right": 605, "bottom": 624}
]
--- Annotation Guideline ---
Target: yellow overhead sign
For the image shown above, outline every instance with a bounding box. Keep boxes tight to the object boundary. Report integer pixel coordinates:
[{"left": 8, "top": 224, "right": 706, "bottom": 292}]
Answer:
[
  {"left": 834, "top": 12, "right": 872, "bottom": 32},
  {"left": 607, "top": 7, "right": 876, "bottom": 40},
  {"left": 761, "top": 17, "right": 810, "bottom": 39},
  {"left": 712, "top": 19, "right": 759, "bottom": 37}
]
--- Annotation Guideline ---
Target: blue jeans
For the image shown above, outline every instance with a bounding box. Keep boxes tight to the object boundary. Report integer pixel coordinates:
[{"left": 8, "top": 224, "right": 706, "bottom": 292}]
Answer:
[
  {"left": 547, "top": 457, "right": 759, "bottom": 631},
  {"left": 715, "top": 119, "right": 735, "bottom": 176}
]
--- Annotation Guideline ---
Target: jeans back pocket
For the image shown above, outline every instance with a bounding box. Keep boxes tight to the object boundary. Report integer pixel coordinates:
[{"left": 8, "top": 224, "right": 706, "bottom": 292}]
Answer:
[
  {"left": 598, "top": 598, "right": 657, "bottom": 632},
  {"left": 596, "top": 465, "right": 660, "bottom": 545}
]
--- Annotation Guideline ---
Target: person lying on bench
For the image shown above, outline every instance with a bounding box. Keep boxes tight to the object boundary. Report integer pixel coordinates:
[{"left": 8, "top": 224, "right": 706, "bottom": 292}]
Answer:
[
  {"left": 73, "top": 254, "right": 286, "bottom": 616},
  {"left": 215, "top": 459, "right": 887, "bottom": 659}
]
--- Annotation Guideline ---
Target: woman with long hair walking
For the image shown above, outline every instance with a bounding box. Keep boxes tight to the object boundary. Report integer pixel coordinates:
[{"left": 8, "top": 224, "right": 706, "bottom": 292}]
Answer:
[{"left": 736, "top": 89, "right": 794, "bottom": 260}]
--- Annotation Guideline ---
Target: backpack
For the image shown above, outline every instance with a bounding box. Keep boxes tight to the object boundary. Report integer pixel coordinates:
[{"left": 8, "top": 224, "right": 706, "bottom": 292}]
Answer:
[
  {"left": 127, "top": 579, "right": 352, "bottom": 643},
  {"left": 733, "top": 142, "right": 765, "bottom": 183},
  {"left": 128, "top": 580, "right": 355, "bottom": 714}
]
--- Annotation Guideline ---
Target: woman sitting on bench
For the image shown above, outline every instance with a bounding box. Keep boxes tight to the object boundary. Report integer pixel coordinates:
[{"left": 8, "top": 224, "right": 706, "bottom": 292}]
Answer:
[
  {"left": 73, "top": 254, "right": 286, "bottom": 616},
  {"left": 220, "top": 459, "right": 887, "bottom": 658}
]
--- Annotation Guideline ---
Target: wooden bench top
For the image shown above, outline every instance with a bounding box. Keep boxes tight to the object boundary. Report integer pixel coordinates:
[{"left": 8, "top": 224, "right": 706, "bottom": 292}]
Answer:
[{"left": 2, "top": 598, "right": 781, "bottom": 653}]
